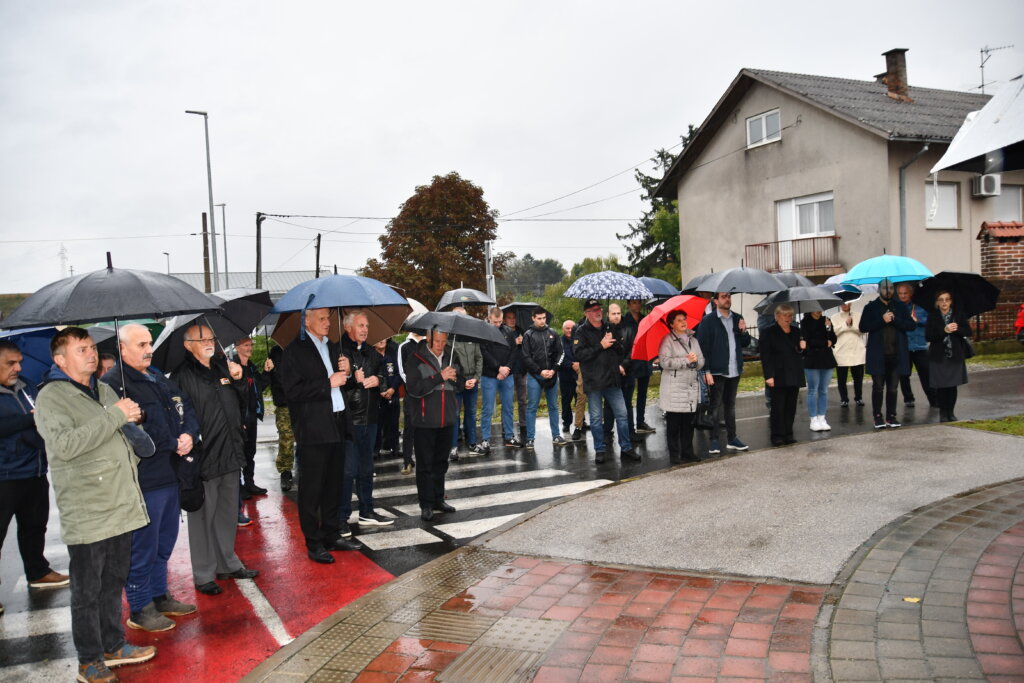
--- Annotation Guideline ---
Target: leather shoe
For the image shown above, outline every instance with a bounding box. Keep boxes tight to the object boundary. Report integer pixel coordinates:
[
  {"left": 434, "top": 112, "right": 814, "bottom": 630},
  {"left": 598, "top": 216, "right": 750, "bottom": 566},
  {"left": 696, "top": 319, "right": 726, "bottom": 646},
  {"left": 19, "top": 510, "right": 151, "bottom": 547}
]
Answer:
[
  {"left": 328, "top": 538, "right": 363, "bottom": 551},
  {"left": 246, "top": 483, "right": 268, "bottom": 496},
  {"left": 421, "top": 508, "right": 434, "bottom": 521},
  {"left": 307, "top": 547, "right": 335, "bottom": 564},
  {"left": 595, "top": 451, "right": 606, "bottom": 464},
  {"left": 195, "top": 581, "right": 222, "bottom": 595},
  {"left": 216, "top": 567, "right": 258, "bottom": 580},
  {"left": 621, "top": 449, "right": 641, "bottom": 461},
  {"left": 433, "top": 502, "right": 456, "bottom": 513}
]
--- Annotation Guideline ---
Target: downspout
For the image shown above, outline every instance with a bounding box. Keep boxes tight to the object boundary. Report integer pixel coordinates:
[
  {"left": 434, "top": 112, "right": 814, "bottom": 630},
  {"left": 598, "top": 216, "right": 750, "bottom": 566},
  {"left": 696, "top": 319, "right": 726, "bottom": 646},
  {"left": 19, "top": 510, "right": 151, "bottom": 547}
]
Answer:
[{"left": 898, "top": 142, "right": 929, "bottom": 256}]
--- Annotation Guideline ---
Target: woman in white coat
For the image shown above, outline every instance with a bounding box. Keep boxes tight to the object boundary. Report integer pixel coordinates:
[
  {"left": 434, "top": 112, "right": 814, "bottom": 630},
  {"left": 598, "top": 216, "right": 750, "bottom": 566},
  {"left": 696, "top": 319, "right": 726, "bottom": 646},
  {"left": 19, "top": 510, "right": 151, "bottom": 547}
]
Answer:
[
  {"left": 831, "top": 303, "right": 866, "bottom": 407},
  {"left": 658, "top": 310, "right": 705, "bottom": 462}
]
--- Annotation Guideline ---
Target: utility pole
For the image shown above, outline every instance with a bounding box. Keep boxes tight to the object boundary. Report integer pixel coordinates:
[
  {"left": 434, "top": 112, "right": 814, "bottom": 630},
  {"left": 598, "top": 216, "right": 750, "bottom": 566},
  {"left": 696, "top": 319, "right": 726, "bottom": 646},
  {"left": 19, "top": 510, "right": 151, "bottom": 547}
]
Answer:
[
  {"left": 315, "top": 234, "right": 322, "bottom": 277},
  {"left": 485, "top": 240, "right": 496, "bottom": 300},
  {"left": 216, "top": 202, "right": 229, "bottom": 288},
  {"left": 185, "top": 110, "right": 219, "bottom": 290},
  {"left": 979, "top": 44, "right": 1013, "bottom": 93},
  {"left": 201, "top": 213, "right": 211, "bottom": 293},
  {"left": 256, "top": 212, "right": 265, "bottom": 289}
]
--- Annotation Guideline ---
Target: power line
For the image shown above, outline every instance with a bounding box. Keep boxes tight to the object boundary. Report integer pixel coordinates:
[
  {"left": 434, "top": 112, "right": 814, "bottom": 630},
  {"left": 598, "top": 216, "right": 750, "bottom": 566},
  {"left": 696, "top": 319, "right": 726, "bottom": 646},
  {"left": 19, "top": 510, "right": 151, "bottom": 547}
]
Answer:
[{"left": 518, "top": 188, "right": 639, "bottom": 219}]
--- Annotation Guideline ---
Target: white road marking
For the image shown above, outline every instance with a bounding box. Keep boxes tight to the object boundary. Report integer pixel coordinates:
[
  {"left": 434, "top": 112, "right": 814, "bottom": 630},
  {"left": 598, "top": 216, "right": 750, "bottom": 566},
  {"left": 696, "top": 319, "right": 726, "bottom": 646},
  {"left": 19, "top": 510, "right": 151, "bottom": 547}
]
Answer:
[
  {"left": 0, "top": 606, "right": 71, "bottom": 638},
  {"left": 0, "top": 656, "right": 78, "bottom": 682},
  {"left": 374, "top": 459, "right": 520, "bottom": 483},
  {"left": 355, "top": 527, "right": 444, "bottom": 551},
  {"left": 392, "top": 479, "right": 612, "bottom": 515},
  {"left": 434, "top": 514, "right": 524, "bottom": 539},
  {"left": 235, "top": 579, "right": 293, "bottom": 647},
  {"left": 371, "top": 469, "right": 573, "bottom": 499}
]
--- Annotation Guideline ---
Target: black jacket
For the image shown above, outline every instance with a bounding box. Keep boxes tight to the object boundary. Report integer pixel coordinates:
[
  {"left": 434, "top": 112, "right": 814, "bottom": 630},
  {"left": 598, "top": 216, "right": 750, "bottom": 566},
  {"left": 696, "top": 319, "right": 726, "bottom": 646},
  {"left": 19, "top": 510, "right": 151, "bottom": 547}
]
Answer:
[
  {"left": 573, "top": 319, "right": 625, "bottom": 392},
  {"left": 925, "top": 308, "right": 972, "bottom": 364},
  {"left": 522, "top": 325, "right": 563, "bottom": 388},
  {"left": 621, "top": 313, "right": 653, "bottom": 378},
  {"left": 695, "top": 310, "right": 751, "bottom": 377},
  {"left": 170, "top": 354, "right": 246, "bottom": 480},
  {"left": 481, "top": 325, "right": 517, "bottom": 378},
  {"left": 557, "top": 335, "right": 577, "bottom": 385},
  {"left": 760, "top": 324, "right": 806, "bottom": 388},
  {"left": 230, "top": 355, "right": 270, "bottom": 423},
  {"left": 404, "top": 341, "right": 463, "bottom": 428},
  {"left": 267, "top": 345, "right": 287, "bottom": 408},
  {"left": 0, "top": 379, "right": 46, "bottom": 481},
  {"left": 799, "top": 314, "right": 837, "bottom": 370},
  {"left": 340, "top": 334, "right": 385, "bottom": 426},
  {"left": 280, "top": 335, "right": 348, "bottom": 445},
  {"left": 104, "top": 363, "right": 201, "bottom": 492},
  {"left": 860, "top": 298, "right": 914, "bottom": 376}
]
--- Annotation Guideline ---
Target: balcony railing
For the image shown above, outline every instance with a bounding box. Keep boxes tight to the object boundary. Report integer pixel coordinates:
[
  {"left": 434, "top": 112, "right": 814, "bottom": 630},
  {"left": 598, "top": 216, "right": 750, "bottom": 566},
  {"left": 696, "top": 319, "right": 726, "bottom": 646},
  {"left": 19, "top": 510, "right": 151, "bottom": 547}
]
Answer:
[{"left": 744, "top": 235, "right": 841, "bottom": 273}]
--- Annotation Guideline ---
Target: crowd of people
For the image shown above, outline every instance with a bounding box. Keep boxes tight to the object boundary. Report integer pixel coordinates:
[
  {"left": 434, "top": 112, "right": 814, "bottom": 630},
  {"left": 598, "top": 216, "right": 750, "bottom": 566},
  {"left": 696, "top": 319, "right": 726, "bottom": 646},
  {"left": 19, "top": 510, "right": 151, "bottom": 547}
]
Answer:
[{"left": 0, "top": 279, "right": 977, "bottom": 682}]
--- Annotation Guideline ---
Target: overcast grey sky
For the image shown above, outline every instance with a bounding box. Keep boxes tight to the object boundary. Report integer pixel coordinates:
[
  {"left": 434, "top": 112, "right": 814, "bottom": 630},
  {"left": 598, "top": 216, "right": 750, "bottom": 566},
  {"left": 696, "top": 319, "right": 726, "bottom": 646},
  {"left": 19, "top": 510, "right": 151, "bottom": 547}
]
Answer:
[{"left": 1, "top": 0, "right": 1021, "bottom": 293}]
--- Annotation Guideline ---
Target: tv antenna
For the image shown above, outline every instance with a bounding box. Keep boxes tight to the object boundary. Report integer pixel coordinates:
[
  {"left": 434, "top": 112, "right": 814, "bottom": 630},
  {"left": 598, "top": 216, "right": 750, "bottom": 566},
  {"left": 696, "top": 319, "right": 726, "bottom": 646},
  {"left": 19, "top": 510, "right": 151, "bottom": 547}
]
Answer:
[{"left": 980, "top": 44, "right": 1013, "bottom": 94}]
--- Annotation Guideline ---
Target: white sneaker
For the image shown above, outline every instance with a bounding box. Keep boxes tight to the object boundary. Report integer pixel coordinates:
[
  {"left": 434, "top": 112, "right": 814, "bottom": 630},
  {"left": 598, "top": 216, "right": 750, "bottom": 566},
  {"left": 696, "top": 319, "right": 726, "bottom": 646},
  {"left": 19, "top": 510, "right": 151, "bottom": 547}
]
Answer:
[
  {"left": 819, "top": 417, "right": 831, "bottom": 431},
  {"left": 809, "top": 416, "right": 821, "bottom": 431}
]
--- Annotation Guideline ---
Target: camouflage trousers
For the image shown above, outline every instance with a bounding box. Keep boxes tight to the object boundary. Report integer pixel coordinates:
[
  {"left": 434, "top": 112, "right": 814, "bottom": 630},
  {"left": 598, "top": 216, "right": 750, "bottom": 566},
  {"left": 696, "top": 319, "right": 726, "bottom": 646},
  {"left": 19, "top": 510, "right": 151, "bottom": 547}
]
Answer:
[{"left": 275, "top": 406, "right": 295, "bottom": 473}]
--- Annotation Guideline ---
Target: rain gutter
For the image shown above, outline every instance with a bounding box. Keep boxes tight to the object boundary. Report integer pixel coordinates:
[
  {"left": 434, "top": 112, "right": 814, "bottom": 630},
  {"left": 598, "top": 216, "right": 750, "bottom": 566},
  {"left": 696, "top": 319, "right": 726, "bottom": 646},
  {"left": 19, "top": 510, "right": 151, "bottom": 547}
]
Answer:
[{"left": 898, "top": 142, "right": 930, "bottom": 256}]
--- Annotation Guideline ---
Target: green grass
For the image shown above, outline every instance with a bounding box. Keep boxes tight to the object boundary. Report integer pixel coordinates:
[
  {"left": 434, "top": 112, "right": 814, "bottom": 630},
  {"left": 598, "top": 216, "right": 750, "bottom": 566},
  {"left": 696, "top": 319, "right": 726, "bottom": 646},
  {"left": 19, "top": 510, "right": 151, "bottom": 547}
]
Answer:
[
  {"left": 966, "top": 351, "right": 1024, "bottom": 369},
  {"left": 958, "top": 414, "right": 1024, "bottom": 437}
]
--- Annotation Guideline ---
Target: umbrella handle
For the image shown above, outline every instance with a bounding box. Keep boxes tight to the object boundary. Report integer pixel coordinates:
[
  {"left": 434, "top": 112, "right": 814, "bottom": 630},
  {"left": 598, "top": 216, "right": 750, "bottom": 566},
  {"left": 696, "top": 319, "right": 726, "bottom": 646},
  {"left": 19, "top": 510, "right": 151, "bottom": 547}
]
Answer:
[{"left": 114, "top": 318, "right": 127, "bottom": 398}]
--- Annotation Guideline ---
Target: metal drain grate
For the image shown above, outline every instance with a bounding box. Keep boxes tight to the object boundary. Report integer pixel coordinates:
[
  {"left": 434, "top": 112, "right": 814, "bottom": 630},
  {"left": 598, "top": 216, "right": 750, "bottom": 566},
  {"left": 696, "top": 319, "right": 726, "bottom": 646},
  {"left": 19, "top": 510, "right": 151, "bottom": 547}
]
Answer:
[
  {"left": 436, "top": 645, "right": 541, "bottom": 683},
  {"left": 405, "top": 610, "right": 498, "bottom": 643}
]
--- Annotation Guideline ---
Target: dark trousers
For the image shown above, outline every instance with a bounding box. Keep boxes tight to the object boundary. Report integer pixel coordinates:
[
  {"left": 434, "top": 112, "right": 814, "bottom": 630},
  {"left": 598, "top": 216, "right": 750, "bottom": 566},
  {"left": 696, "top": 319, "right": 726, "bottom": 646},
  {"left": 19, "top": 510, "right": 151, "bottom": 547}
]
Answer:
[
  {"left": 0, "top": 476, "right": 52, "bottom": 584},
  {"left": 241, "top": 415, "right": 258, "bottom": 486},
  {"left": 377, "top": 398, "right": 401, "bottom": 453},
  {"left": 769, "top": 386, "right": 800, "bottom": 444},
  {"left": 297, "top": 413, "right": 346, "bottom": 550},
  {"left": 604, "top": 376, "right": 636, "bottom": 441},
  {"left": 126, "top": 484, "right": 179, "bottom": 612},
  {"left": 634, "top": 375, "right": 650, "bottom": 426},
  {"left": 900, "top": 350, "right": 937, "bottom": 405},
  {"left": 514, "top": 373, "right": 528, "bottom": 429},
  {"left": 341, "top": 423, "right": 376, "bottom": 520},
  {"left": 68, "top": 531, "right": 132, "bottom": 664},
  {"left": 708, "top": 374, "right": 741, "bottom": 443},
  {"left": 559, "top": 374, "right": 576, "bottom": 429},
  {"left": 402, "top": 397, "right": 416, "bottom": 466},
  {"left": 836, "top": 365, "right": 865, "bottom": 403},
  {"left": 413, "top": 425, "right": 454, "bottom": 510},
  {"left": 871, "top": 356, "right": 901, "bottom": 419},
  {"left": 665, "top": 412, "right": 697, "bottom": 461},
  {"left": 937, "top": 386, "right": 959, "bottom": 418}
]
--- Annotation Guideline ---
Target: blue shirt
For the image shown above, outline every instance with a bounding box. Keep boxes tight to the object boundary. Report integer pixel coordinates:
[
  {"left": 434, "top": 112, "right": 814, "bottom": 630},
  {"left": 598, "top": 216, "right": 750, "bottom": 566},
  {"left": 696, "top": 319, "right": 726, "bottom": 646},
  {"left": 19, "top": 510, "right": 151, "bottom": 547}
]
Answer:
[
  {"left": 310, "top": 333, "right": 346, "bottom": 412},
  {"left": 717, "top": 310, "right": 739, "bottom": 378}
]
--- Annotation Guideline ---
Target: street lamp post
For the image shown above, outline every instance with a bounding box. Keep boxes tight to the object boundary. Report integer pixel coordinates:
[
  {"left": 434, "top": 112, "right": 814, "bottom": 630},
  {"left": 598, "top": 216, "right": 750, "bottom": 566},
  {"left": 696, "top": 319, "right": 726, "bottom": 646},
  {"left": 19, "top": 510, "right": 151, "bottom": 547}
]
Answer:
[
  {"left": 185, "top": 110, "right": 220, "bottom": 290},
  {"left": 162, "top": 251, "right": 170, "bottom": 275},
  {"left": 215, "top": 202, "right": 229, "bottom": 288}
]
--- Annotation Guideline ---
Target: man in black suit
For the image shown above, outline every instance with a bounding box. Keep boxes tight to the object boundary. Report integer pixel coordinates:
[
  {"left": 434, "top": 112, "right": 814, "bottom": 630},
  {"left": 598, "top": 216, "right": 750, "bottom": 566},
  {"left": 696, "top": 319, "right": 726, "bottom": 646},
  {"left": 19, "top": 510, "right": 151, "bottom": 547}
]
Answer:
[{"left": 279, "top": 308, "right": 362, "bottom": 564}]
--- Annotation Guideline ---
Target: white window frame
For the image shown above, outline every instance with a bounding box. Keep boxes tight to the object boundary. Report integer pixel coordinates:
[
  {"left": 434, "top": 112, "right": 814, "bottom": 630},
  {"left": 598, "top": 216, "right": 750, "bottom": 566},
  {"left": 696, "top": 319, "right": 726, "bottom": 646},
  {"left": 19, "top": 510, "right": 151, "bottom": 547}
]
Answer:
[
  {"left": 925, "top": 181, "right": 959, "bottom": 230},
  {"left": 993, "top": 184, "right": 1022, "bottom": 222},
  {"left": 746, "top": 108, "right": 781, "bottom": 148}
]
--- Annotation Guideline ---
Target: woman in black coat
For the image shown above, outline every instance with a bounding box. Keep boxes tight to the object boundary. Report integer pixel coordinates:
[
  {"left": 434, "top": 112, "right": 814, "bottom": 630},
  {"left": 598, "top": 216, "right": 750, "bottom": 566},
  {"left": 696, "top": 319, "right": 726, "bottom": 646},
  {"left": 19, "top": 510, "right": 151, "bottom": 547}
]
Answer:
[
  {"left": 925, "top": 290, "right": 971, "bottom": 422},
  {"left": 760, "top": 304, "right": 806, "bottom": 447}
]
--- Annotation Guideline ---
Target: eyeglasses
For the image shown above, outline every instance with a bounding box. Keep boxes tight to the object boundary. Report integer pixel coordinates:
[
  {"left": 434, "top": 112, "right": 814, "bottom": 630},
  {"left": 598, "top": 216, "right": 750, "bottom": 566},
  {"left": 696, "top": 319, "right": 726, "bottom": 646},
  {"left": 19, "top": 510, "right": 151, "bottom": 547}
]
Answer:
[{"left": 185, "top": 337, "right": 217, "bottom": 344}]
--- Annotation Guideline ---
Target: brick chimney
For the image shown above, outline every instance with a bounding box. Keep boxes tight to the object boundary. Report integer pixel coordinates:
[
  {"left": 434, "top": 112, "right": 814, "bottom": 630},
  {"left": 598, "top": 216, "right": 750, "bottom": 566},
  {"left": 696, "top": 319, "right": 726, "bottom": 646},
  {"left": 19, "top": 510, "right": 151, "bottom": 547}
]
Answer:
[{"left": 875, "top": 48, "right": 913, "bottom": 103}]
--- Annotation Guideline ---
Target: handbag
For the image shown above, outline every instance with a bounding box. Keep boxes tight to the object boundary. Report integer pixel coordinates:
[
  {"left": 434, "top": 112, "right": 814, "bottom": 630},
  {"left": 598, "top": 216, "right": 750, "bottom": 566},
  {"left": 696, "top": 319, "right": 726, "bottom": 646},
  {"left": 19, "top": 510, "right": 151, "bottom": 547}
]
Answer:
[
  {"left": 962, "top": 337, "right": 975, "bottom": 359},
  {"left": 694, "top": 369, "right": 715, "bottom": 431}
]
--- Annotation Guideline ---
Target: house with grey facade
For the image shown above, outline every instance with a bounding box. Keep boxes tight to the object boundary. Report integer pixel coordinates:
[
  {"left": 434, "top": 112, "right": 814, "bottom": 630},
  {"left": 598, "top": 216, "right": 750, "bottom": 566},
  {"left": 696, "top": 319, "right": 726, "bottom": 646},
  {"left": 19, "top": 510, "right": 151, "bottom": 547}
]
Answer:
[{"left": 655, "top": 49, "right": 1024, "bottom": 293}]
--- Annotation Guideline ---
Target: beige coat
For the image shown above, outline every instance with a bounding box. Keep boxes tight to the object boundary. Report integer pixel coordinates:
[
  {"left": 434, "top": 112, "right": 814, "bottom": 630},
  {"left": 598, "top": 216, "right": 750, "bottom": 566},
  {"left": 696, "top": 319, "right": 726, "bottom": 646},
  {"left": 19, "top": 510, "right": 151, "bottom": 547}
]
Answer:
[
  {"left": 658, "top": 331, "right": 705, "bottom": 414},
  {"left": 831, "top": 309, "right": 866, "bottom": 367}
]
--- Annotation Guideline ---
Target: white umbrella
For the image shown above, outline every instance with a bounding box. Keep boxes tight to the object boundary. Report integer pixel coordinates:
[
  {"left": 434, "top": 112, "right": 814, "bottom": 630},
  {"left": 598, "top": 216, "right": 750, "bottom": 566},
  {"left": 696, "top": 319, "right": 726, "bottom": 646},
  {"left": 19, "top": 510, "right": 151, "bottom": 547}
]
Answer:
[{"left": 931, "top": 75, "right": 1024, "bottom": 174}]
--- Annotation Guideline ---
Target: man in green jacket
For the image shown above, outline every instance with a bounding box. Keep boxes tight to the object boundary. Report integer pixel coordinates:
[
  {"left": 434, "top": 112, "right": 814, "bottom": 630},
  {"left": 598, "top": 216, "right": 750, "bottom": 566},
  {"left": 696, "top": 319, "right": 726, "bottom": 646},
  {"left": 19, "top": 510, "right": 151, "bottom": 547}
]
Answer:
[{"left": 35, "top": 327, "right": 155, "bottom": 683}]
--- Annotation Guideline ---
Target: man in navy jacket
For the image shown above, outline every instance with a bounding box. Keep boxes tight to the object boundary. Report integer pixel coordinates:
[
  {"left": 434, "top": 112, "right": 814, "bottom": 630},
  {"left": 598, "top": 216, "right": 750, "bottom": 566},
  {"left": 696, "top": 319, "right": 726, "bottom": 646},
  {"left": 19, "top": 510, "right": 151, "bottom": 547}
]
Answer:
[
  {"left": 695, "top": 292, "right": 752, "bottom": 455},
  {"left": 104, "top": 323, "right": 201, "bottom": 631},
  {"left": 0, "top": 339, "right": 69, "bottom": 617}
]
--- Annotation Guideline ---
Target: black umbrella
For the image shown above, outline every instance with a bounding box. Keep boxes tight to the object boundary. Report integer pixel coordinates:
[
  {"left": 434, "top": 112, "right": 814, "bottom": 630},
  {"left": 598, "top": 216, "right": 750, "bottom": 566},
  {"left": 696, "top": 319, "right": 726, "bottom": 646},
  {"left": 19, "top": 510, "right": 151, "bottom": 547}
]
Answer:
[
  {"left": 637, "top": 276, "right": 681, "bottom": 298},
  {"left": 151, "top": 313, "right": 249, "bottom": 374},
  {"left": 754, "top": 286, "right": 844, "bottom": 316},
  {"left": 687, "top": 267, "right": 787, "bottom": 295},
  {"left": 403, "top": 311, "right": 507, "bottom": 345},
  {"left": 0, "top": 255, "right": 217, "bottom": 329},
  {"left": 210, "top": 288, "right": 273, "bottom": 336},
  {"left": 773, "top": 272, "right": 815, "bottom": 288},
  {"left": 435, "top": 288, "right": 495, "bottom": 311},
  {"left": 912, "top": 271, "right": 1000, "bottom": 318},
  {"left": 682, "top": 272, "right": 712, "bottom": 294},
  {"left": 500, "top": 302, "right": 551, "bottom": 331}
]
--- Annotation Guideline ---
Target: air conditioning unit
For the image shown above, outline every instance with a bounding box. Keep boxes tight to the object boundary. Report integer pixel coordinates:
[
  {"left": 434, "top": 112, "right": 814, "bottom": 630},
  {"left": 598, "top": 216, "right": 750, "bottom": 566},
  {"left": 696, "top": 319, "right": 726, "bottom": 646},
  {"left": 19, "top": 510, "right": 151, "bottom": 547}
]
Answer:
[{"left": 972, "top": 174, "right": 1001, "bottom": 197}]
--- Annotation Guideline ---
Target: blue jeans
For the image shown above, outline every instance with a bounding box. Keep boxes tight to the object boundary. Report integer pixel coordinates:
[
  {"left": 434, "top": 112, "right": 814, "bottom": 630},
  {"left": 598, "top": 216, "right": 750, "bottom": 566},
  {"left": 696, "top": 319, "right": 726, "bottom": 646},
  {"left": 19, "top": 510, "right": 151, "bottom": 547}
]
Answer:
[
  {"left": 586, "top": 386, "right": 631, "bottom": 452},
  {"left": 480, "top": 375, "right": 515, "bottom": 442},
  {"left": 805, "top": 368, "right": 833, "bottom": 417},
  {"left": 126, "top": 484, "right": 180, "bottom": 612},
  {"left": 341, "top": 424, "right": 376, "bottom": 520},
  {"left": 526, "top": 375, "right": 560, "bottom": 441},
  {"left": 452, "top": 386, "right": 479, "bottom": 447}
]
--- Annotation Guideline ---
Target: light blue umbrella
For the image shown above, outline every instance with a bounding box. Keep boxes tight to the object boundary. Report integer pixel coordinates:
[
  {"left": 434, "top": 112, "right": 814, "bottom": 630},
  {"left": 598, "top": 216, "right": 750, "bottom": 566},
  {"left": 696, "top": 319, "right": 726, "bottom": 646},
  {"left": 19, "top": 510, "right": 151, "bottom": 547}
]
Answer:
[
  {"left": 564, "top": 271, "right": 653, "bottom": 300},
  {"left": 842, "top": 255, "right": 933, "bottom": 285}
]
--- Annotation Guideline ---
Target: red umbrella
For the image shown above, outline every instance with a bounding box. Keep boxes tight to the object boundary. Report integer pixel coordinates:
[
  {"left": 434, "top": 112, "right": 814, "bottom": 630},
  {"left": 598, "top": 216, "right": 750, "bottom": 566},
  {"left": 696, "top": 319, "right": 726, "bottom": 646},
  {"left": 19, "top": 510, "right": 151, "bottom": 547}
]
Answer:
[{"left": 632, "top": 295, "right": 709, "bottom": 361}]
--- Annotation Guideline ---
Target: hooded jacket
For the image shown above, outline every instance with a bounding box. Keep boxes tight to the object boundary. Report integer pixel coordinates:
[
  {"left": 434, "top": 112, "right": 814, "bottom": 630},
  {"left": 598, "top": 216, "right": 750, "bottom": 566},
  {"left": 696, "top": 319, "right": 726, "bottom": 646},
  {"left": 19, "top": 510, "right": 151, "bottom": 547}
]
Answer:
[
  {"left": 0, "top": 378, "right": 46, "bottom": 480},
  {"left": 405, "top": 340, "right": 463, "bottom": 428},
  {"left": 35, "top": 366, "right": 149, "bottom": 546},
  {"left": 103, "top": 362, "right": 200, "bottom": 492},
  {"left": 170, "top": 354, "right": 246, "bottom": 480}
]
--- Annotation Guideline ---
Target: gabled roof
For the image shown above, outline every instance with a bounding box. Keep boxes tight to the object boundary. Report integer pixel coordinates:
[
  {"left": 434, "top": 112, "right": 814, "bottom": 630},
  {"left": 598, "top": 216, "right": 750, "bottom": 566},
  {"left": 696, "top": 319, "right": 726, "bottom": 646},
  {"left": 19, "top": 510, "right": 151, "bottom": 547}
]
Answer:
[
  {"left": 654, "top": 68, "right": 991, "bottom": 198},
  {"left": 978, "top": 221, "right": 1024, "bottom": 239}
]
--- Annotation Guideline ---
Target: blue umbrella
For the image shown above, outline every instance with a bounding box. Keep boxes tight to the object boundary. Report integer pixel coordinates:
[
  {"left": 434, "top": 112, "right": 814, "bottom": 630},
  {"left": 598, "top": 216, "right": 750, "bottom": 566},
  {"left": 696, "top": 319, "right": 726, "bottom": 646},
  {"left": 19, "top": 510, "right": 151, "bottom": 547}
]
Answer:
[
  {"left": 0, "top": 326, "right": 117, "bottom": 386},
  {"left": 842, "top": 255, "right": 933, "bottom": 285},
  {"left": 637, "top": 277, "right": 681, "bottom": 299},
  {"left": 564, "top": 271, "right": 653, "bottom": 300}
]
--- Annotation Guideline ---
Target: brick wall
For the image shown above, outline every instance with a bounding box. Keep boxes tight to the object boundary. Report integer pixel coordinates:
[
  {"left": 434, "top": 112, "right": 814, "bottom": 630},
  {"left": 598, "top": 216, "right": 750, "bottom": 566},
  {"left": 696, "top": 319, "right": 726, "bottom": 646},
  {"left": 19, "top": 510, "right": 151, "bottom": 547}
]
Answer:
[{"left": 976, "top": 224, "right": 1024, "bottom": 340}]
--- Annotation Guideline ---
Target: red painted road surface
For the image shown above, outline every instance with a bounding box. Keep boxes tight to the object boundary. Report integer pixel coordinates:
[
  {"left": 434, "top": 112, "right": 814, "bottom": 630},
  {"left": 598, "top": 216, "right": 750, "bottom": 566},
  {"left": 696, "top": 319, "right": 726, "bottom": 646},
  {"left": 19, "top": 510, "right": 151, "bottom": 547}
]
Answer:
[{"left": 118, "top": 490, "right": 393, "bottom": 682}]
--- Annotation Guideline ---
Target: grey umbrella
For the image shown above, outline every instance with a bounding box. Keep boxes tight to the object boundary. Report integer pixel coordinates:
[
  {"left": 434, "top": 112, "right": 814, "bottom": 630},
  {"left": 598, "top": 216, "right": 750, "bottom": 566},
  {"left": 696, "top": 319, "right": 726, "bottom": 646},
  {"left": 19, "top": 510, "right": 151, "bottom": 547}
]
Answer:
[
  {"left": 435, "top": 288, "right": 495, "bottom": 311},
  {"left": 773, "top": 272, "right": 815, "bottom": 288},
  {"left": 754, "top": 286, "right": 844, "bottom": 316},
  {"left": 689, "top": 267, "right": 787, "bottom": 295}
]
